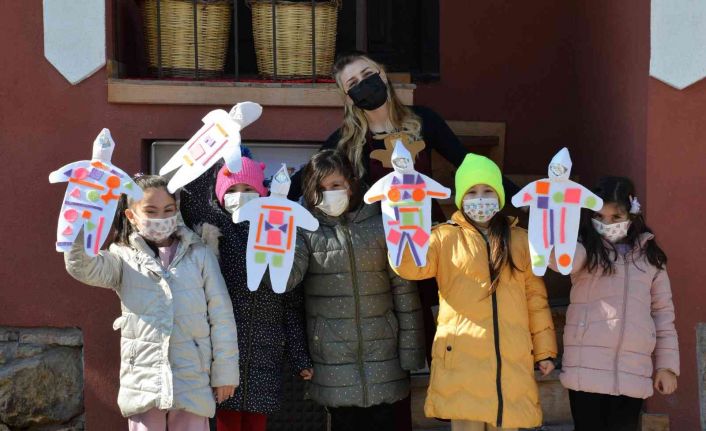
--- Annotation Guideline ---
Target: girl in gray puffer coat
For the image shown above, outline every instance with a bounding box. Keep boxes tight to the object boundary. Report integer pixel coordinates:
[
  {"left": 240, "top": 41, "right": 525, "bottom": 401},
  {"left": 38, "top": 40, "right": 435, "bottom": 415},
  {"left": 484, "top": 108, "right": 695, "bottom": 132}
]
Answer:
[
  {"left": 288, "top": 150, "right": 426, "bottom": 431},
  {"left": 63, "top": 175, "right": 239, "bottom": 431}
]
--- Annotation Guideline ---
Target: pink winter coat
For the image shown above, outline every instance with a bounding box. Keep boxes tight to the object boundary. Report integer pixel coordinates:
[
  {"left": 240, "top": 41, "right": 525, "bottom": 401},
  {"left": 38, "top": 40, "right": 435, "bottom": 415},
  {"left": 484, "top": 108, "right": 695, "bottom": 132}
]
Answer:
[{"left": 552, "top": 234, "right": 679, "bottom": 399}]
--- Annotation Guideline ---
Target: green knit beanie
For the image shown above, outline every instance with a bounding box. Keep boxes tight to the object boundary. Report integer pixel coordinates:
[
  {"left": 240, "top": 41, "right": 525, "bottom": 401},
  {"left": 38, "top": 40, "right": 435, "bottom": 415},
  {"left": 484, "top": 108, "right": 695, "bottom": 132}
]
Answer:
[{"left": 454, "top": 153, "right": 505, "bottom": 209}]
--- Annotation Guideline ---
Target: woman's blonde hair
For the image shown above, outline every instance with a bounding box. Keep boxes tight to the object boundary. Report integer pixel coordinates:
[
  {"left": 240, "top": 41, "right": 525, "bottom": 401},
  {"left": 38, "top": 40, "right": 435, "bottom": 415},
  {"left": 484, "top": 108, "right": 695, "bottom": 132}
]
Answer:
[{"left": 332, "top": 51, "right": 421, "bottom": 179}]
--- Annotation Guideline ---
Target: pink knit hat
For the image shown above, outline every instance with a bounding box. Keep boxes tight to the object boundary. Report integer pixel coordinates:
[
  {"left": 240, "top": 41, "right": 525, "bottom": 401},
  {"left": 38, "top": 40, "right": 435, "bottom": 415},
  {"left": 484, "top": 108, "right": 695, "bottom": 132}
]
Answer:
[{"left": 215, "top": 157, "right": 268, "bottom": 204}]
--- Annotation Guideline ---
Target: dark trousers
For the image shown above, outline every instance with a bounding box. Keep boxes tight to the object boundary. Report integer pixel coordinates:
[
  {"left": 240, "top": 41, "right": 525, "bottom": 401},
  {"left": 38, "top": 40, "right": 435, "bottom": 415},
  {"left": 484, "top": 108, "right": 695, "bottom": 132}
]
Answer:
[
  {"left": 329, "top": 402, "right": 396, "bottom": 431},
  {"left": 569, "top": 390, "right": 643, "bottom": 431}
]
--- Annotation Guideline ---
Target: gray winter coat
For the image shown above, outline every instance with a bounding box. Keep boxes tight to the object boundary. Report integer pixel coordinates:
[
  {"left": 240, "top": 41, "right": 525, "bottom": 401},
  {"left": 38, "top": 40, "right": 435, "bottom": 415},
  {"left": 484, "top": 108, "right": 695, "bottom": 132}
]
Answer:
[
  {"left": 288, "top": 201, "right": 425, "bottom": 408},
  {"left": 64, "top": 227, "right": 239, "bottom": 418}
]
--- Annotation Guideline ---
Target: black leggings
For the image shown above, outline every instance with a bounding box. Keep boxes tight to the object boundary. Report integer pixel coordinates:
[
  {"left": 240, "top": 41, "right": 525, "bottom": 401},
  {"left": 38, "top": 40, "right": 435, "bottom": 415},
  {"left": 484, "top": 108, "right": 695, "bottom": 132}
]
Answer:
[
  {"left": 329, "top": 402, "right": 396, "bottom": 431},
  {"left": 569, "top": 390, "right": 643, "bottom": 431}
]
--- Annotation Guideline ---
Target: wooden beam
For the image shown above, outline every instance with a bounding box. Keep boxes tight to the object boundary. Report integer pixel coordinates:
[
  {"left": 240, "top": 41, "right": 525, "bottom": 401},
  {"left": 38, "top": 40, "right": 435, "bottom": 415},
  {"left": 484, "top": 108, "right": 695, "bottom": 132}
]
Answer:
[
  {"left": 355, "top": 0, "right": 367, "bottom": 51},
  {"left": 107, "top": 79, "right": 415, "bottom": 107}
]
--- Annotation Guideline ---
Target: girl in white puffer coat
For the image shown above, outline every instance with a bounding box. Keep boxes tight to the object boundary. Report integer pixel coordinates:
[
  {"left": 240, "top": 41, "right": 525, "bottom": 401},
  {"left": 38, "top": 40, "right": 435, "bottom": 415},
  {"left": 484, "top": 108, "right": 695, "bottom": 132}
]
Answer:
[{"left": 64, "top": 174, "right": 239, "bottom": 431}]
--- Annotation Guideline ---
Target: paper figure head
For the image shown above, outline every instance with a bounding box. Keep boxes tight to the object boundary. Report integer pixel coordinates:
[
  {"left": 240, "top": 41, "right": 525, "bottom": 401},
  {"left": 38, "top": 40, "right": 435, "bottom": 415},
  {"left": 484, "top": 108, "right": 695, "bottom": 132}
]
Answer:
[
  {"left": 391, "top": 138, "right": 415, "bottom": 174},
  {"left": 548, "top": 147, "right": 572, "bottom": 180},
  {"left": 229, "top": 101, "right": 263, "bottom": 129},
  {"left": 454, "top": 153, "right": 505, "bottom": 209},
  {"left": 270, "top": 164, "right": 291, "bottom": 197},
  {"left": 370, "top": 132, "right": 426, "bottom": 168},
  {"left": 92, "top": 128, "right": 115, "bottom": 162}
]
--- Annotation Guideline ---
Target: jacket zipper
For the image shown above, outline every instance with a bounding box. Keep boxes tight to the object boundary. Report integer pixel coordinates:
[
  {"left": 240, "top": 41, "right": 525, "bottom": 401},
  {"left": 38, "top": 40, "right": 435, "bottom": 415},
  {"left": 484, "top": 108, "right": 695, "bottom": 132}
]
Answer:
[
  {"left": 342, "top": 222, "right": 368, "bottom": 406},
  {"left": 241, "top": 290, "right": 259, "bottom": 409},
  {"left": 483, "top": 236, "right": 504, "bottom": 427},
  {"left": 613, "top": 256, "right": 630, "bottom": 394}
]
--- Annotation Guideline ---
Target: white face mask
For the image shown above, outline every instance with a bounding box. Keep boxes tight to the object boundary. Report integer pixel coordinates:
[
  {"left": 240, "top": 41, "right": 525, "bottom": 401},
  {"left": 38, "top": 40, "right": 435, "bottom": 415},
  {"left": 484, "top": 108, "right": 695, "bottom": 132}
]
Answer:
[
  {"left": 133, "top": 214, "right": 178, "bottom": 243},
  {"left": 592, "top": 218, "right": 631, "bottom": 243},
  {"left": 224, "top": 192, "right": 259, "bottom": 214},
  {"left": 462, "top": 197, "right": 500, "bottom": 223},
  {"left": 317, "top": 189, "right": 350, "bottom": 217}
]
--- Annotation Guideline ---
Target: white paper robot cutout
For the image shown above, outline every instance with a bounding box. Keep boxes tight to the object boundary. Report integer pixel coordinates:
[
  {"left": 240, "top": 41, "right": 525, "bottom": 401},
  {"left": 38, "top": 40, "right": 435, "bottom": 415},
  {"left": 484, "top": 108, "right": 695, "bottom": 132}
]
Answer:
[
  {"left": 232, "top": 164, "right": 319, "bottom": 293},
  {"left": 159, "top": 101, "right": 263, "bottom": 193},
  {"left": 49, "top": 128, "right": 143, "bottom": 256},
  {"left": 364, "top": 135, "right": 451, "bottom": 267},
  {"left": 511, "top": 148, "right": 603, "bottom": 276}
]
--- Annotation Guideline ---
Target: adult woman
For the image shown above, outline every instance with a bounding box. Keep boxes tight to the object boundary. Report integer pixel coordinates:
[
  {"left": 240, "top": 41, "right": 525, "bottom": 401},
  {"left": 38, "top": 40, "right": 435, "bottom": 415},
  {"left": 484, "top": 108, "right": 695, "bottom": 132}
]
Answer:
[{"left": 289, "top": 51, "right": 519, "bottom": 430}]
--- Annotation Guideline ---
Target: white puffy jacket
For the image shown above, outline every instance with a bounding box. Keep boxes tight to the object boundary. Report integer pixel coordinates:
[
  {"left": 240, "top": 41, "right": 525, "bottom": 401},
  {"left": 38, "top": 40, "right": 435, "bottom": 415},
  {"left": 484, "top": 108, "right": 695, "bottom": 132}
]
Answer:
[{"left": 65, "top": 226, "right": 239, "bottom": 418}]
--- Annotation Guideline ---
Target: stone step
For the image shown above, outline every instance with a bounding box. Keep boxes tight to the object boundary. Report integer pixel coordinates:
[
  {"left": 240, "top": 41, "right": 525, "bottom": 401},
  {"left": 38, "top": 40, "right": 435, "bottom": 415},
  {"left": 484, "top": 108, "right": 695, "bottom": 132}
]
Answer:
[{"left": 412, "top": 424, "right": 574, "bottom": 431}]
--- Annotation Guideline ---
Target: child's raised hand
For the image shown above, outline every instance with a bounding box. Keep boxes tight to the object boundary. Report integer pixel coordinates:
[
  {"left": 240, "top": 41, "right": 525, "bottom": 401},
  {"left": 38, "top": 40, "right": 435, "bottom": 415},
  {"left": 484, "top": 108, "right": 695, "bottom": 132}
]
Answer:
[
  {"left": 654, "top": 369, "right": 678, "bottom": 395},
  {"left": 300, "top": 368, "right": 314, "bottom": 380},
  {"left": 538, "top": 359, "right": 555, "bottom": 376},
  {"left": 213, "top": 385, "right": 236, "bottom": 403}
]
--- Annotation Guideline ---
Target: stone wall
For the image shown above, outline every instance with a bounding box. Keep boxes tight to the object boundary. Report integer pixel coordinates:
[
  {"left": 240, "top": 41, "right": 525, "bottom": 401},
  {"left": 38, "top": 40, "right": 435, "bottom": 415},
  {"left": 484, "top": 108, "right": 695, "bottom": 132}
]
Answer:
[
  {"left": 0, "top": 327, "right": 84, "bottom": 430},
  {"left": 698, "top": 323, "right": 706, "bottom": 431}
]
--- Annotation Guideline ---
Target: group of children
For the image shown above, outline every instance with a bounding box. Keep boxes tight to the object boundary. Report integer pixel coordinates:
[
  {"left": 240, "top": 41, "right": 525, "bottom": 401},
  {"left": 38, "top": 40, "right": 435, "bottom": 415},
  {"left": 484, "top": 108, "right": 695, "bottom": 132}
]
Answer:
[{"left": 63, "top": 147, "right": 679, "bottom": 431}]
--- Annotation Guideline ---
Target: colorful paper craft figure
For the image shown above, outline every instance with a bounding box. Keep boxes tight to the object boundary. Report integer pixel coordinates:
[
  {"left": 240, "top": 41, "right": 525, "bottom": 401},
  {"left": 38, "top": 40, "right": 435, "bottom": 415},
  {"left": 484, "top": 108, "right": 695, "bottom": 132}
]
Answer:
[
  {"left": 232, "top": 164, "right": 319, "bottom": 293},
  {"left": 49, "top": 128, "right": 143, "bottom": 257},
  {"left": 159, "top": 101, "right": 263, "bottom": 193},
  {"left": 511, "top": 147, "right": 603, "bottom": 276},
  {"left": 364, "top": 134, "right": 451, "bottom": 267}
]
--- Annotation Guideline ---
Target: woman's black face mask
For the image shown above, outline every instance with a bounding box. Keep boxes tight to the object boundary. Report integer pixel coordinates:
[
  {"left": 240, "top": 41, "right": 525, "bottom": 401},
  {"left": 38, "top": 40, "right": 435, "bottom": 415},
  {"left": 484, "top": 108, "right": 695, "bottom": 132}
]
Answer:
[{"left": 346, "top": 73, "right": 388, "bottom": 111}]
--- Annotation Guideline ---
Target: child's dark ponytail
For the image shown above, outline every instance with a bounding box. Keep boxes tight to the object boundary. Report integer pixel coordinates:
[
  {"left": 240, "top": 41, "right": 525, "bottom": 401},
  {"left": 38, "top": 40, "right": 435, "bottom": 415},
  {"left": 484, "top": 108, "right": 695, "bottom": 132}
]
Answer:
[
  {"left": 580, "top": 176, "right": 667, "bottom": 274},
  {"left": 486, "top": 214, "right": 519, "bottom": 294},
  {"left": 463, "top": 213, "right": 519, "bottom": 295},
  {"left": 112, "top": 175, "right": 174, "bottom": 245}
]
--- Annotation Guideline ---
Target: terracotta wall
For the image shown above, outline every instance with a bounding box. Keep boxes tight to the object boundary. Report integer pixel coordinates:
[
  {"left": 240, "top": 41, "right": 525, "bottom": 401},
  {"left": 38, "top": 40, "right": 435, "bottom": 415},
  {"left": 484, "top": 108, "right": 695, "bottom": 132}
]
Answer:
[
  {"left": 415, "top": 0, "right": 579, "bottom": 175},
  {"left": 571, "top": 0, "right": 649, "bottom": 193},
  {"left": 644, "top": 78, "right": 706, "bottom": 431}
]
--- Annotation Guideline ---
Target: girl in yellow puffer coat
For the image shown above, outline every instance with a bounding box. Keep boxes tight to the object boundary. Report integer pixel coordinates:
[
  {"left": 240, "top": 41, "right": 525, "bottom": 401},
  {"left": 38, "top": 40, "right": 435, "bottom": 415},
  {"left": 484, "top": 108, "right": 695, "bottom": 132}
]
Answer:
[{"left": 393, "top": 154, "right": 558, "bottom": 431}]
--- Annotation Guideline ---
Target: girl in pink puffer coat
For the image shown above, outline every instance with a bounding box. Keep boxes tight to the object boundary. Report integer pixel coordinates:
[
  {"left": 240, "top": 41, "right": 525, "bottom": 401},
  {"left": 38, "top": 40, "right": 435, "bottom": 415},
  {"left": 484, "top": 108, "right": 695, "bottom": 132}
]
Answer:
[{"left": 549, "top": 176, "right": 679, "bottom": 431}]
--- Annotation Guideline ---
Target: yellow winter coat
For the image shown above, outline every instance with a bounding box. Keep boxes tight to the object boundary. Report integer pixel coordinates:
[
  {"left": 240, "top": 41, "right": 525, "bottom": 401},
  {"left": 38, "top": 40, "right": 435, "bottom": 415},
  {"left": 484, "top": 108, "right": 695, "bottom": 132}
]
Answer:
[{"left": 393, "top": 212, "right": 557, "bottom": 428}]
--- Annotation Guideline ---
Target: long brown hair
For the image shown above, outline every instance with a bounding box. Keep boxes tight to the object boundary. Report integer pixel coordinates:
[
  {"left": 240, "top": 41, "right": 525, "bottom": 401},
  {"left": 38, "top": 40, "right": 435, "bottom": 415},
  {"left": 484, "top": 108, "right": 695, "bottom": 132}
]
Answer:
[
  {"left": 112, "top": 175, "right": 175, "bottom": 245},
  {"left": 300, "top": 149, "right": 363, "bottom": 213},
  {"left": 475, "top": 214, "right": 520, "bottom": 295},
  {"left": 331, "top": 51, "right": 421, "bottom": 179},
  {"left": 579, "top": 176, "right": 667, "bottom": 274}
]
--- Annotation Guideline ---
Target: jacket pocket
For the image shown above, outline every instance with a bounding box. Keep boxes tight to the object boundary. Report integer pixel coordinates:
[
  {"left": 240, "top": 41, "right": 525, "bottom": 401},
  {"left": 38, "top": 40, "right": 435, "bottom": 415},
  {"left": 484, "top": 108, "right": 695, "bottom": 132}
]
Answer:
[
  {"left": 193, "top": 339, "right": 211, "bottom": 373},
  {"left": 432, "top": 325, "right": 456, "bottom": 369},
  {"left": 128, "top": 342, "right": 137, "bottom": 372},
  {"left": 385, "top": 310, "right": 399, "bottom": 339},
  {"left": 311, "top": 317, "right": 323, "bottom": 358}
]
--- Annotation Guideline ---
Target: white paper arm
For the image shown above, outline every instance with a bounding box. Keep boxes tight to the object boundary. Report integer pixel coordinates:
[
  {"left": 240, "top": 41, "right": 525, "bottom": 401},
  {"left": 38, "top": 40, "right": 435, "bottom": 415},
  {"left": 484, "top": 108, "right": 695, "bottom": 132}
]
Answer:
[
  {"left": 511, "top": 182, "right": 536, "bottom": 208},
  {"left": 423, "top": 176, "right": 452, "bottom": 198},
  {"left": 49, "top": 161, "right": 86, "bottom": 183},
  {"left": 364, "top": 177, "right": 388, "bottom": 204}
]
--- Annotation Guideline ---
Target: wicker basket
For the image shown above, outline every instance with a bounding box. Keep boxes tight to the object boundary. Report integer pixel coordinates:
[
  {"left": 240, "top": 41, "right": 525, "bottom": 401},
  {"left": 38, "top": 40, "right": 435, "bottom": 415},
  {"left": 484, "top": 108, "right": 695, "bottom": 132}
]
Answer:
[
  {"left": 249, "top": 0, "right": 339, "bottom": 78},
  {"left": 141, "top": 0, "right": 232, "bottom": 78}
]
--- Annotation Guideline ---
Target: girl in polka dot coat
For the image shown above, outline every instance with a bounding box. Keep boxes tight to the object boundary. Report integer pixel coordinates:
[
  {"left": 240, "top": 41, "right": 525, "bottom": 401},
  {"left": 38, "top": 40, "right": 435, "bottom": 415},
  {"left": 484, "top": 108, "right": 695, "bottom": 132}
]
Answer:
[{"left": 180, "top": 156, "right": 312, "bottom": 431}]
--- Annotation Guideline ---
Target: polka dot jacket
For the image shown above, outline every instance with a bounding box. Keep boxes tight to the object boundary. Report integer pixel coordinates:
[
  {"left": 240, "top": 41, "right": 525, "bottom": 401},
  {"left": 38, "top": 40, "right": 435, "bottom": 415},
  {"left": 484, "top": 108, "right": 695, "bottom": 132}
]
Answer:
[{"left": 180, "top": 164, "right": 312, "bottom": 415}]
